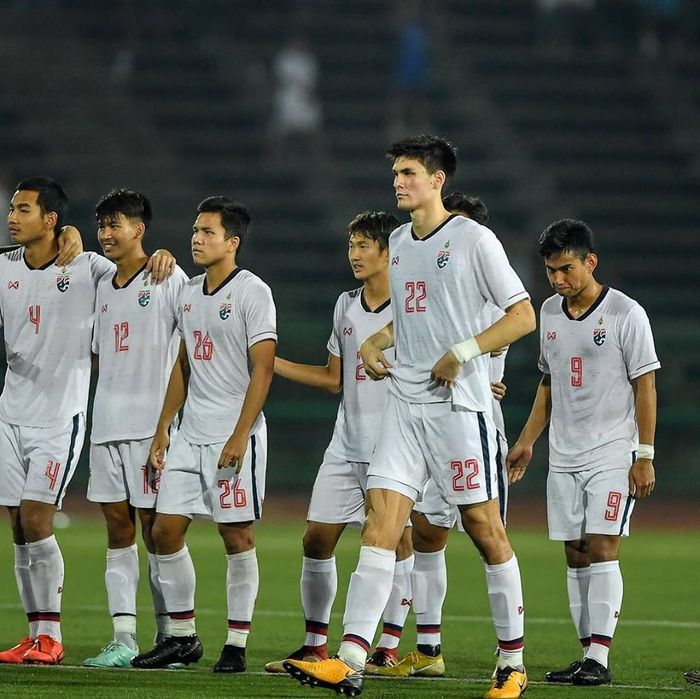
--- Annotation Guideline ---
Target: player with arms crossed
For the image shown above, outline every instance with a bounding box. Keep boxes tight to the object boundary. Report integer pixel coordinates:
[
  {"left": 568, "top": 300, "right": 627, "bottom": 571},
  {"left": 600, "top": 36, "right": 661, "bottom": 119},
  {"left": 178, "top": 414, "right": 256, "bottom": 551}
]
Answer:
[
  {"left": 131, "top": 196, "right": 276, "bottom": 673},
  {"left": 370, "top": 192, "right": 511, "bottom": 678},
  {"left": 265, "top": 211, "right": 416, "bottom": 674},
  {"left": 508, "top": 219, "right": 659, "bottom": 686},
  {"left": 284, "top": 135, "right": 536, "bottom": 699},
  {"left": 83, "top": 190, "right": 188, "bottom": 667}
]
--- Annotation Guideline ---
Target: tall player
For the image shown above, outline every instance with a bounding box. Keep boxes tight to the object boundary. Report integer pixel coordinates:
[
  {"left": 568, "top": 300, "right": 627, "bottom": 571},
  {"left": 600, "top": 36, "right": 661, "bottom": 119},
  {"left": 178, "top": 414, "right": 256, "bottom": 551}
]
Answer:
[
  {"left": 131, "top": 196, "right": 276, "bottom": 672},
  {"left": 508, "top": 219, "right": 659, "bottom": 686},
  {"left": 370, "top": 192, "right": 511, "bottom": 678},
  {"left": 0, "top": 177, "right": 116, "bottom": 665},
  {"left": 264, "top": 211, "right": 415, "bottom": 673},
  {"left": 284, "top": 135, "right": 536, "bottom": 699},
  {"left": 83, "top": 190, "right": 188, "bottom": 667}
]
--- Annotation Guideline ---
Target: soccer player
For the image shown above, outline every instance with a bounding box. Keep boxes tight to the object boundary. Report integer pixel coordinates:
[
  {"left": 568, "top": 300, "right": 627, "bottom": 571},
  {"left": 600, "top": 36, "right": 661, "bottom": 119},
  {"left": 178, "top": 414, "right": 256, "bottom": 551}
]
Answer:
[
  {"left": 131, "top": 196, "right": 276, "bottom": 672},
  {"left": 0, "top": 177, "right": 117, "bottom": 665},
  {"left": 264, "top": 211, "right": 415, "bottom": 674},
  {"left": 284, "top": 135, "right": 536, "bottom": 699},
  {"left": 83, "top": 190, "right": 188, "bottom": 667},
  {"left": 369, "top": 192, "right": 512, "bottom": 678},
  {"left": 507, "top": 219, "right": 659, "bottom": 686}
]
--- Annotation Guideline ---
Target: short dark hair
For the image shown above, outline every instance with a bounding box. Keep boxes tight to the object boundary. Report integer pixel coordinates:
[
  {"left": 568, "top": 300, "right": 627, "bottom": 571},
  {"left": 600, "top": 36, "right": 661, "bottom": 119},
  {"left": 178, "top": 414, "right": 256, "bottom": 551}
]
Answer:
[
  {"left": 538, "top": 219, "right": 596, "bottom": 260},
  {"left": 15, "top": 176, "right": 68, "bottom": 235},
  {"left": 95, "top": 189, "right": 152, "bottom": 229},
  {"left": 197, "top": 196, "right": 252, "bottom": 250},
  {"left": 386, "top": 134, "right": 457, "bottom": 179},
  {"left": 347, "top": 211, "right": 398, "bottom": 252},
  {"left": 442, "top": 192, "right": 489, "bottom": 225}
]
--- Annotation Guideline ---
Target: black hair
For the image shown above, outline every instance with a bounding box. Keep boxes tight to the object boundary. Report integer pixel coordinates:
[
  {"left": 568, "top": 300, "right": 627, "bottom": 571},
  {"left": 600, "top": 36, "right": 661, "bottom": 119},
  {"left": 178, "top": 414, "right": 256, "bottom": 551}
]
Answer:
[
  {"left": 95, "top": 189, "right": 152, "bottom": 229},
  {"left": 538, "top": 218, "right": 596, "bottom": 260},
  {"left": 442, "top": 192, "right": 489, "bottom": 225},
  {"left": 347, "top": 211, "right": 398, "bottom": 252},
  {"left": 386, "top": 134, "right": 457, "bottom": 179},
  {"left": 197, "top": 196, "right": 252, "bottom": 251},
  {"left": 15, "top": 176, "right": 68, "bottom": 235}
]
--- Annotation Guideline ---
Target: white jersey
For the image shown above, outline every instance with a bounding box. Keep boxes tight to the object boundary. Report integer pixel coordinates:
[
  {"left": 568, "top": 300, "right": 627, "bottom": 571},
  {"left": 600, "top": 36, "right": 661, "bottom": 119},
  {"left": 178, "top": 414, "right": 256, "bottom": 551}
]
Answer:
[
  {"left": 388, "top": 215, "right": 529, "bottom": 411},
  {"left": 539, "top": 286, "right": 660, "bottom": 471},
  {"left": 178, "top": 268, "right": 277, "bottom": 444},
  {"left": 0, "top": 250, "right": 113, "bottom": 427},
  {"left": 325, "top": 288, "right": 393, "bottom": 463},
  {"left": 91, "top": 263, "right": 189, "bottom": 443}
]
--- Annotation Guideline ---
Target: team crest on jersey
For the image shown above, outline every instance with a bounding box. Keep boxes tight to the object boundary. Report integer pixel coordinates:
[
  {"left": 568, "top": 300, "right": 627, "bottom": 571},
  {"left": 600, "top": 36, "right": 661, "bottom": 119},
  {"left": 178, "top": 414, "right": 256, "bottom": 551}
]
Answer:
[
  {"left": 56, "top": 274, "right": 70, "bottom": 293},
  {"left": 593, "top": 328, "right": 606, "bottom": 346},
  {"left": 138, "top": 290, "right": 151, "bottom": 307},
  {"left": 436, "top": 240, "right": 451, "bottom": 269},
  {"left": 219, "top": 303, "right": 232, "bottom": 320}
]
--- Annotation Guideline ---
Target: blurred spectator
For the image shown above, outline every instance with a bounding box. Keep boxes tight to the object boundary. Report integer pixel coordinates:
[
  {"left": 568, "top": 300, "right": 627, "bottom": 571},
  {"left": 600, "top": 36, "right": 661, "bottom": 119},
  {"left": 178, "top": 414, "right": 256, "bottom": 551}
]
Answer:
[
  {"left": 638, "top": 0, "right": 683, "bottom": 59},
  {"left": 266, "top": 34, "right": 323, "bottom": 165},
  {"left": 536, "top": 0, "right": 596, "bottom": 52},
  {"left": 386, "top": 0, "right": 432, "bottom": 140}
]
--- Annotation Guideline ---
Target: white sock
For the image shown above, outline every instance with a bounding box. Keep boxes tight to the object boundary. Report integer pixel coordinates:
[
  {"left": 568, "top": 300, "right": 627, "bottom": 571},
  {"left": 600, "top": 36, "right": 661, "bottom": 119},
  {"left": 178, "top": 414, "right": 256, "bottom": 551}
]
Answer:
[
  {"left": 485, "top": 554, "right": 525, "bottom": 669},
  {"left": 147, "top": 553, "right": 171, "bottom": 640},
  {"left": 106, "top": 545, "right": 139, "bottom": 649},
  {"left": 157, "top": 546, "right": 196, "bottom": 636},
  {"left": 14, "top": 544, "right": 38, "bottom": 638},
  {"left": 586, "top": 560, "right": 623, "bottom": 668},
  {"left": 339, "top": 546, "right": 396, "bottom": 667},
  {"left": 27, "top": 535, "right": 64, "bottom": 642},
  {"left": 301, "top": 556, "right": 337, "bottom": 647},
  {"left": 225, "top": 548, "right": 259, "bottom": 648},
  {"left": 413, "top": 548, "right": 447, "bottom": 647},
  {"left": 567, "top": 566, "right": 591, "bottom": 653},
  {"left": 377, "top": 554, "right": 414, "bottom": 650}
]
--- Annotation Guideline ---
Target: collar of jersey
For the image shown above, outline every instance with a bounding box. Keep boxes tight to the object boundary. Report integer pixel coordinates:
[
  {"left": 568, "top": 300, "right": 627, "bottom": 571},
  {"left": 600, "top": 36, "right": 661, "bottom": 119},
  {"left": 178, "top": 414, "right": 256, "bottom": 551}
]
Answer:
[
  {"left": 360, "top": 289, "right": 390, "bottom": 314},
  {"left": 23, "top": 252, "right": 58, "bottom": 271},
  {"left": 561, "top": 285, "right": 609, "bottom": 321},
  {"left": 203, "top": 266, "right": 243, "bottom": 296},
  {"left": 410, "top": 213, "right": 457, "bottom": 242},
  {"left": 112, "top": 261, "right": 148, "bottom": 290}
]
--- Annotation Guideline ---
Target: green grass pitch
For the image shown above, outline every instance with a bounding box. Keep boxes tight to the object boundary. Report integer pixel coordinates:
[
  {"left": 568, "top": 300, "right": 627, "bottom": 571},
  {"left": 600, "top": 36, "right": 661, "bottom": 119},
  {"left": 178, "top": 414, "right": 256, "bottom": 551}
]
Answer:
[{"left": 0, "top": 517, "right": 697, "bottom": 697}]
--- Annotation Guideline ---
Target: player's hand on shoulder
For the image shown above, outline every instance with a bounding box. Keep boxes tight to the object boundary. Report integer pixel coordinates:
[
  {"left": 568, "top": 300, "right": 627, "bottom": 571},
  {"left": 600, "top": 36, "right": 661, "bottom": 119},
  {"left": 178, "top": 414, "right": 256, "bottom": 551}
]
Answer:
[
  {"left": 629, "top": 458, "right": 655, "bottom": 498},
  {"left": 490, "top": 345, "right": 509, "bottom": 358},
  {"left": 430, "top": 350, "right": 461, "bottom": 390},
  {"left": 491, "top": 381, "right": 507, "bottom": 401},
  {"left": 149, "top": 429, "right": 170, "bottom": 471},
  {"left": 218, "top": 431, "right": 248, "bottom": 473},
  {"left": 146, "top": 249, "right": 176, "bottom": 283},
  {"left": 506, "top": 442, "right": 532, "bottom": 484},
  {"left": 360, "top": 340, "right": 392, "bottom": 381},
  {"left": 56, "top": 225, "right": 84, "bottom": 266}
]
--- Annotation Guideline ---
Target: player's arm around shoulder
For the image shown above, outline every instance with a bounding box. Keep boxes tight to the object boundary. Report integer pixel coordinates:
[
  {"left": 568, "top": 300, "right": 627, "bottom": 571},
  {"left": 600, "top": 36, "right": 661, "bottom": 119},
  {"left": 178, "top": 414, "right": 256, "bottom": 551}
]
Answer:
[
  {"left": 274, "top": 353, "right": 342, "bottom": 393},
  {"left": 507, "top": 373, "right": 552, "bottom": 485},
  {"left": 360, "top": 321, "right": 394, "bottom": 381},
  {"left": 629, "top": 370, "right": 657, "bottom": 499}
]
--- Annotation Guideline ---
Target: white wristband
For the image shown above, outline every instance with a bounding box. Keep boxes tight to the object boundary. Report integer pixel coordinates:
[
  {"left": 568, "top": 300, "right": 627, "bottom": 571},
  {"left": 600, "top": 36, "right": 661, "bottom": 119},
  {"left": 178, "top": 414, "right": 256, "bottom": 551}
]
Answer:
[
  {"left": 450, "top": 337, "right": 481, "bottom": 365},
  {"left": 636, "top": 444, "right": 654, "bottom": 460}
]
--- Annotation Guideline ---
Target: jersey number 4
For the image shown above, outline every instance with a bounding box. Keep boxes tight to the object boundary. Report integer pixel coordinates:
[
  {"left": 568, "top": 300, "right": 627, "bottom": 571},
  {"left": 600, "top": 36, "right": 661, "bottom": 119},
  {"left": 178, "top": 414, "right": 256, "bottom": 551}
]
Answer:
[
  {"left": 404, "top": 281, "right": 427, "bottom": 313},
  {"left": 29, "top": 305, "right": 41, "bottom": 334}
]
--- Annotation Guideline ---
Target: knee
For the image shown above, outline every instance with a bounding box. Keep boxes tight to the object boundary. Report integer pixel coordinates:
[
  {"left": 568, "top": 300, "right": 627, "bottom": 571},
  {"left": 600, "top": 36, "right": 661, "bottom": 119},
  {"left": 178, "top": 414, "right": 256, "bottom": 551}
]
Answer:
[
  {"left": 152, "top": 519, "right": 177, "bottom": 554},
  {"left": 219, "top": 523, "right": 255, "bottom": 554},
  {"left": 302, "top": 529, "right": 334, "bottom": 559},
  {"left": 395, "top": 529, "right": 413, "bottom": 560},
  {"left": 462, "top": 514, "right": 511, "bottom": 564},
  {"left": 19, "top": 508, "right": 53, "bottom": 542},
  {"left": 105, "top": 513, "right": 136, "bottom": 549}
]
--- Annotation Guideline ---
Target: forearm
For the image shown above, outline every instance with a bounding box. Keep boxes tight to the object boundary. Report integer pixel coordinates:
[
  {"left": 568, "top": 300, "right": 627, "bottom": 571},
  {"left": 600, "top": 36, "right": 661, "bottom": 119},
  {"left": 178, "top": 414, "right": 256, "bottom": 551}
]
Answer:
[
  {"left": 156, "top": 358, "right": 188, "bottom": 431},
  {"left": 274, "top": 356, "right": 341, "bottom": 393},
  {"left": 474, "top": 299, "right": 536, "bottom": 355},
  {"left": 232, "top": 363, "right": 274, "bottom": 438},
  {"left": 366, "top": 321, "right": 394, "bottom": 351},
  {"left": 634, "top": 372, "right": 657, "bottom": 446},
  {"left": 516, "top": 377, "right": 552, "bottom": 446}
]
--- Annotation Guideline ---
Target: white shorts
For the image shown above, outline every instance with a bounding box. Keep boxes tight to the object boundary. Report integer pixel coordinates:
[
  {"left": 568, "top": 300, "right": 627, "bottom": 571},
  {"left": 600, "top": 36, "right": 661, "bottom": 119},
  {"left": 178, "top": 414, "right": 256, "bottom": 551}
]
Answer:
[
  {"left": 156, "top": 427, "right": 267, "bottom": 523},
  {"left": 88, "top": 438, "right": 160, "bottom": 509},
  {"left": 307, "top": 449, "right": 368, "bottom": 526},
  {"left": 367, "top": 396, "right": 498, "bottom": 507},
  {"left": 547, "top": 459, "right": 636, "bottom": 541},
  {"left": 415, "top": 430, "right": 509, "bottom": 529},
  {"left": 0, "top": 414, "right": 86, "bottom": 508}
]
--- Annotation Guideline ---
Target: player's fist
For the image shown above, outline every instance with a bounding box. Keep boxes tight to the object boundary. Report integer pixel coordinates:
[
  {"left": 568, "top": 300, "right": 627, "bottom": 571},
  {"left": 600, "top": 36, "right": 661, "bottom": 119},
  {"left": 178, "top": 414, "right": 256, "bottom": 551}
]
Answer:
[
  {"left": 507, "top": 442, "right": 533, "bottom": 484},
  {"left": 361, "top": 340, "right": 392, "bottom": 381},
  {"left": 218, "top": 431, "right": 248, "bottom": 473},
  {"left": 149, "top": 428, "right": 170, "bottom": 471}
]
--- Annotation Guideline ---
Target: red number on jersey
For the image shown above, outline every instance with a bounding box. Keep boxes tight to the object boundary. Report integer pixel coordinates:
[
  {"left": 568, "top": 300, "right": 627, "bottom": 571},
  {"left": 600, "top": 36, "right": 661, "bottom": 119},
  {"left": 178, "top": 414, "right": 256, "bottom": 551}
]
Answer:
[
  {"left": 193, "top": 330, "right": 214, "bottom": 360},
  {"left": 604, "top": 491, "right": 622, "bottom": 521},
  {"left": 570, "top": 356, "right": 583, "bottom": 387},
  {"left": 219, "top": 479, "right": 247, "bottom": 509},
  {"left": 114, "top": 322, "right": 129, "bottom": 352},
  {"left": 45, "top": 460, "right": 61, "bottom": 491},
  {"left": 404, "top": 281, "right": 427, "bottom": 313},
  {"left": 355, "top": 351, "right": 366, "bottom": 381},
  {"left": 141, "top": 464, "right": 160, "bottom": 495},
  {"left": 450, "top": 459, "right": 480, "bottom": 491},
  {"left": 29, "top": 305, "right": 41, "bottom": 334}
]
